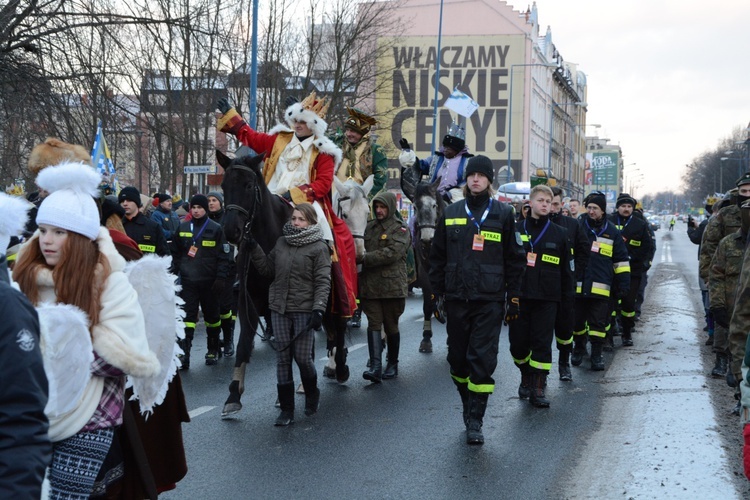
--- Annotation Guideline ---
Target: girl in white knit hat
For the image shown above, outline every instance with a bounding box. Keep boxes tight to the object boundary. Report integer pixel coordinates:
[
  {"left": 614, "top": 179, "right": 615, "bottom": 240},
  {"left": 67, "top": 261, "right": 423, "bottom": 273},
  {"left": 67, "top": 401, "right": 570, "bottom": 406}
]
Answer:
[{"left": 13, "top": 161, "right": 160, "bottom": 498}]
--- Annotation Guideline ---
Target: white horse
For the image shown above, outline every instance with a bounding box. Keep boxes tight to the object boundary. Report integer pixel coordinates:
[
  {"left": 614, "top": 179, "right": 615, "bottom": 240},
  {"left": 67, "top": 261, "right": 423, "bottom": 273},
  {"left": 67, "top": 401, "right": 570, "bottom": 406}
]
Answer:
[{"left": 333, "top": 175, "right": 375, "bottom": 260}]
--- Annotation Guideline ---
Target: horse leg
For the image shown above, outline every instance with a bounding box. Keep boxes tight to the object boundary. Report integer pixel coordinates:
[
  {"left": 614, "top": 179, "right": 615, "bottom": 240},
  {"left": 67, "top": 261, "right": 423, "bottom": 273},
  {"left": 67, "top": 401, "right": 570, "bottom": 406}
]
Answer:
[
  {"left": 419, "top": 278, "right": 434, "bottom": 354},
  {"left": 222, "top": 285, "right": 257, "bottom": 418},
  {"left": 323, "top": 316, "right": 337, "bottom": 379}
]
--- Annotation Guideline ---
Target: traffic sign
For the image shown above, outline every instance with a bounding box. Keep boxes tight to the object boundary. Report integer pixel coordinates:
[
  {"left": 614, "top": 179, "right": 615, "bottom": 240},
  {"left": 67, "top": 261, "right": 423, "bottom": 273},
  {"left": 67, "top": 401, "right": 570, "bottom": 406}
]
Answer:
[{"left": 184, "top": 165, "right": 213, "bottom": 174}]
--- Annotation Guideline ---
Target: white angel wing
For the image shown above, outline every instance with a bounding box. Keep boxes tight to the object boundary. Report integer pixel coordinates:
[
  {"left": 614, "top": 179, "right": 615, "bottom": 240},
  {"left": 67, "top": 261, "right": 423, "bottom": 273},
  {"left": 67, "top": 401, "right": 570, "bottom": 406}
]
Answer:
[
  {"left": 37, "top": 303, "right": 93, "bottom": 419},
  {"left": 124, "top": 254, "right": 185, "bottom": 416}
]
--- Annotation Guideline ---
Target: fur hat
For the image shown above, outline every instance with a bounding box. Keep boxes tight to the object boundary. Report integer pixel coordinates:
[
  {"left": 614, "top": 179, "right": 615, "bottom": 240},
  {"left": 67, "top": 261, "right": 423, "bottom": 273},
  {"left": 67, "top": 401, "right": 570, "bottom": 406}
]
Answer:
[
  {"left": 207, "top": 191, "right": 224, "bottom": 207},
  {"left": 28, "top": 138, "right": 92, "bottom": 177},
  {"left": 36, "top": 162, "right": 103, "bottom": 241},
  {"left": 283, "top": 91, "right": 330, "bottom": 138},
  {"left": 118, "top": 186, "right": 142, "bottom": 207},
  {"left": 344, "top": 107, "right": 377, "bottom": 136},
  {"left": 0, "top": 192, "right": 32, "bottom": 254},
  {"left": 190, "top": 194, "right": 209, "bottom": 212},
  {"left": 465, "top": 155, "right": 494, "bottom": 184},
  {"left": 616, "top": 193, "right": 637, "bottom": 208},
  {"left": 584, "top": 191, "right": 607, "bottom": 213}
]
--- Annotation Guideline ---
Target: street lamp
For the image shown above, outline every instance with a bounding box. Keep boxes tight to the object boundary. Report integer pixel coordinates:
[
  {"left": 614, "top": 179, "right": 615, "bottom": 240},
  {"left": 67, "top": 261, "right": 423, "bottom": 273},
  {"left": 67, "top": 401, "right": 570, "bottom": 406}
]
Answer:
[
  {"left": 506, "top": 62, "right": 558, "bottom": 183},
  {"left": 724, "top": 150, "right": 743, "bottom": 180}
]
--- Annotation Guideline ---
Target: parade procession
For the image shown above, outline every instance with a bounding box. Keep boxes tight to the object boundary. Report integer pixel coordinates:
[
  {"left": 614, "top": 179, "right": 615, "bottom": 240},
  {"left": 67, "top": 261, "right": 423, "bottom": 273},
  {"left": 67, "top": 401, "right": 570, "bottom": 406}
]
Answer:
[{"left": 3, "top": 1, "right": 750, "bottom": 499}]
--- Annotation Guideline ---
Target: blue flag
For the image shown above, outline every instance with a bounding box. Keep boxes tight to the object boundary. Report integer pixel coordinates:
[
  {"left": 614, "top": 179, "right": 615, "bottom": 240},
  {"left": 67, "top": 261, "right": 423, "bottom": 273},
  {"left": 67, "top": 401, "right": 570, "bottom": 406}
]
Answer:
[{"left": 91, "top": 121, "right": 119, "bottom": 193}]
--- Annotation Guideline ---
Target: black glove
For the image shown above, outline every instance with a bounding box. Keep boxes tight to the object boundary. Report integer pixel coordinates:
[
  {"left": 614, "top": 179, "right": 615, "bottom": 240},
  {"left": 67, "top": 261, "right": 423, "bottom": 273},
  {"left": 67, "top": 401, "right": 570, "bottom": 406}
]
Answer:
[
  {"left": 246, "top": 232, "right": 258, "bottom": 250},
  {"left": 281, "top": 191, "right": 292, "bottom": 202},
  {"left": 284, "top": 95, "right": 299, "bottom": 107},
  {"left": 211, "top": 279, "right": 226, "bottom": 295},
  {"left": 712, "top": 307, "right": 730, "bottom": 329},
  {"left": 505, "top": 295, "right": 520, "bottom": 323},
  {"left": 217, "top": 97, "right": 232, "bottom": 114},
  {"left": 399, "top": 138, "right": 411, "bottom": 150},
  {"left": 307, "top": 310, "right": 324, "bottom": 331},
  {"left": 432, "top": 294, "right": 446, "bottom": 324}
]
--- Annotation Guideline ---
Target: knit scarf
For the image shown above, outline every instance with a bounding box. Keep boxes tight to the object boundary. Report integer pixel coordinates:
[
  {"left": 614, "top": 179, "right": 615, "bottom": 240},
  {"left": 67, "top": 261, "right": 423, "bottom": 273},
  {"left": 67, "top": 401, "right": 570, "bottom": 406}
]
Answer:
[{"left": 283, "top": 221, "right": 324, "bottom": 247}]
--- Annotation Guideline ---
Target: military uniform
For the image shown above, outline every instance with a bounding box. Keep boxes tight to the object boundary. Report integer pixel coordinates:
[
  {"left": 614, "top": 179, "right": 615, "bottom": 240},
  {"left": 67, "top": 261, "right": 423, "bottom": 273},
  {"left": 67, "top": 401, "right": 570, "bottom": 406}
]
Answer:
[
  {"left": 710, "top": 230, "right": 746, "bottom": 380},
  {"left": 360, "top": 192, "right": 411, "bottom": 381},
  {"left": 700, "top": 204, "right": 741, "bottom": 282}
]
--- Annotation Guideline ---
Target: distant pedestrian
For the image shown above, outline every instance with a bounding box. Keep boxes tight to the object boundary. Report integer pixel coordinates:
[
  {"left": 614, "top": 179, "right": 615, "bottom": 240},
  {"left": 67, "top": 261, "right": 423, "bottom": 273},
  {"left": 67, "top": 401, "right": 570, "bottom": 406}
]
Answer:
[
  {"left": 669, "top": 217, "right": 675, "bottom": 231},
  {"left": 248, "top": 203, "right": 331, "bottom": 426},
  {"left": 151, "top": 193, "right": 180, "bottom": 243}
]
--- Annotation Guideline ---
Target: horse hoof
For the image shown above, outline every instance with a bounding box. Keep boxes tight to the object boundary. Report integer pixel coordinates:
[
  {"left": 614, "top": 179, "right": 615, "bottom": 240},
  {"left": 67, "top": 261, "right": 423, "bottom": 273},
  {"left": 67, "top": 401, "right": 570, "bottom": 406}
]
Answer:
[
  {"left": 323, "top": 366, "right": 336, "bottom": 379},
  {"left": 336, "top": 365, "right": 350, "bottom": 383},
  {"left": 419, "top": 339, "right": 433, "bottom": 353},
  {"left": 221, "top": 402, "right": 242, "bottom": 418}
]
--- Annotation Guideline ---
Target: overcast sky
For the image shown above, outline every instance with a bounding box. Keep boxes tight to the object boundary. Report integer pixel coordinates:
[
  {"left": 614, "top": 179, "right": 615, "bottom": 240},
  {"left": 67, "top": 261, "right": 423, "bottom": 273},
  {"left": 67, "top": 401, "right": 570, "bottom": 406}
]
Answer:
[{"left": 532, "top": 0, "right": 750, "bottom": 196}]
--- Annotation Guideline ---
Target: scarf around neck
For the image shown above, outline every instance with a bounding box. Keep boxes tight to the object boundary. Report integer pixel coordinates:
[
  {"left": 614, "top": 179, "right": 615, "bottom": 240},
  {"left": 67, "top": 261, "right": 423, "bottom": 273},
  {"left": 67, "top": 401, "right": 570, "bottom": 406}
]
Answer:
[{"left": 283, "top": 221, "right": 324, "bottom": 247}]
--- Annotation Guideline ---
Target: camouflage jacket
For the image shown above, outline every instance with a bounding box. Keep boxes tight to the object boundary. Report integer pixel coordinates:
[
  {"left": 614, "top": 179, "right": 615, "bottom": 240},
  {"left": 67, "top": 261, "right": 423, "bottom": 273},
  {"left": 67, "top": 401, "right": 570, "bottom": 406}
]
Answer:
[
  {"left": 699, "top": 204, "right": 741, "bottom": 282},
  {"left": 729, "top": 232, "right": 750, "bottom": 364},
  {"left": 709, "top": 230, "right": 745, "bottom": 312}
]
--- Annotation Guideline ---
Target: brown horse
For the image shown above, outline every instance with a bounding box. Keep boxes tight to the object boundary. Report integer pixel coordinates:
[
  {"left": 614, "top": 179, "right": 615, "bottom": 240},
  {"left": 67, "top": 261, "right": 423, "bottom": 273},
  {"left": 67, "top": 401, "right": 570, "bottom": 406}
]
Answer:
[{"left": 217, "top": 151, "right": 350, "bottom": 418}]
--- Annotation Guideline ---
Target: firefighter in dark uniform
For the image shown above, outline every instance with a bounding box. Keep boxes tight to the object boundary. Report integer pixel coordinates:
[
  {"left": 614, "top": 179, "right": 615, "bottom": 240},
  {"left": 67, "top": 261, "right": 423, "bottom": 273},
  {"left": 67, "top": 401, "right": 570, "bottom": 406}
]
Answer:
[
  {"left": 118, "top": 186, "right": 170, "bottom": 257},
  {"left": 608, "top": 193, "right": 654, "bottom": 347},
  {"left": 429, "top": 155, "right": 526, "bottom": 445},
  {"left": 172, "top": 194, "right": 233, "bottom": 368},
  {"left": 572, "top": 191, "right": 631, "bottom": 371},
  {"left": 207, "top": 190, "right": 239, "bottom": 357},
  {"left": 510, "top": 185, "right": 574, "bottom": 408},
  {"left": 550, "top": 186, "right": 589, "bottom": 381}
]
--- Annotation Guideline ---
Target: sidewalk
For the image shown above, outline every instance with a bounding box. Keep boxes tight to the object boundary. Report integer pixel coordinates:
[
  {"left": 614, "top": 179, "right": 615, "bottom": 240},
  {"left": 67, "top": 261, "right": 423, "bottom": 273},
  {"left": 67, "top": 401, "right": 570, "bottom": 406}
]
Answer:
[{"left": 565, "top": 260, "right": 740, "bottom": 499}]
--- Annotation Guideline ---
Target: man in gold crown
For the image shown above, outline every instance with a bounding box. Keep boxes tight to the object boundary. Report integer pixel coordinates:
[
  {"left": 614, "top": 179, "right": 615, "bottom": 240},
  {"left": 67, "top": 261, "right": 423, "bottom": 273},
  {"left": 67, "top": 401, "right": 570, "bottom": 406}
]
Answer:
[
  {"left": 216, "top": 93, "right": 358, "bottom": 319},
  {"left": 336, "top": 107, "right": 387, "bottom": 200}
]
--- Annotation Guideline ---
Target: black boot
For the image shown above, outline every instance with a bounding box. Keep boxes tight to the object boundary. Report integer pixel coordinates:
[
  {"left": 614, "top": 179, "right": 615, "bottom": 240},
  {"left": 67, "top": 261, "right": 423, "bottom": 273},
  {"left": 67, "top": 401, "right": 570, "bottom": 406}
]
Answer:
[
  {"left": 178, "top": 329, "right": 193, "bottom": 370},
  {"left": 222, "top": 317, "right": 235, "bottom": 357},
  {"left": 518, "top": 366, "right": 532, "bottom": 399},
  {"left": 571, "top": 337, "right": 587, "bottom": 367},
  {"left": 559, "top": 349, "right": 572, "bottom": 381},
  {"left": 603, "top": 331, "right": 614, "bottom": 352},
  {"left": 622, "top": 328, "right": 633, "bottom": 347},
  {"left": 350, "top": 309, "right": 362, "bottom": 328},
  {"left": 590, "top": 342, "right": 605, "bottom": 371},
  {"left": 453, "top": 380, "right": 470, "bottom": 426},
  {"left": 382, "top": 333, "right": 400, "bottom": 379},
  {"left": 205, "top": 330, "right": 221, "bottom": 366},
  {"left": 275, "top": 383, "right": 295, "bottom": 426},
  {"left": 466, "top": 393, "right": 488, "bottom": 445},
  {"left": 711, "top": 353, "right": 728, "bottom": 378},
  {"left": 363, "top": 330, "right": 382, "bottom": 383},
  {"left": 529, "top": 372, "right": 551, "bottom": 408},
  {"left": 301, "top": 376, "right": 320, "bottom": 416}
]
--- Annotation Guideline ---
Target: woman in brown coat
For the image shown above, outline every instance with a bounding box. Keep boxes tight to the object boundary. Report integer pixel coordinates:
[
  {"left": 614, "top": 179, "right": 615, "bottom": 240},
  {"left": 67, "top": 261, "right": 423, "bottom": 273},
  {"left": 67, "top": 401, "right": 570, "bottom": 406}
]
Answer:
[{"left": 249, "top": 203, "right": 331, "bottom": 426}]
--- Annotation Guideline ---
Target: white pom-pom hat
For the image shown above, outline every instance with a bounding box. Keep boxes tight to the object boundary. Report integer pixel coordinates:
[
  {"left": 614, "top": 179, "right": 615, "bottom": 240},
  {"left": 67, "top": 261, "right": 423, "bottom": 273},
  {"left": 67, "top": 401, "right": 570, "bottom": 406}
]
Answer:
[
  {"left": 36, "top": 161, "right": 103, "bottom": 241},
  {"left": 0, "top": 192, "right": 32, "bottom": 253}
]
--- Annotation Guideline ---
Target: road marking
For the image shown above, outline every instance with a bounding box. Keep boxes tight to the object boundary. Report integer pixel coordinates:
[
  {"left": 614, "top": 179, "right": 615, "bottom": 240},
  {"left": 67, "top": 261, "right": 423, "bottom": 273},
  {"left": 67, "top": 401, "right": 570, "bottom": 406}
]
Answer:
[
  {"left": 318, "top": 342, "right": 366, "bottom": 361},
  {"left": 188, "top": 405, "right": 216, "bottom": 419},
  {"left": 660, "top": 241, "right": 672, "bottom": 263}
]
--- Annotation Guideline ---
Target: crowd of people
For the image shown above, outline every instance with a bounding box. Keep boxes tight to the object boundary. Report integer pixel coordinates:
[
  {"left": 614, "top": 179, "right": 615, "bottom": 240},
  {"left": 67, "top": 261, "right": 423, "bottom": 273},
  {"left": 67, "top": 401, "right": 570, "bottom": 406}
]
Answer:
[{"left": 2, "top": 90, "right": 679, "bottom": 498}]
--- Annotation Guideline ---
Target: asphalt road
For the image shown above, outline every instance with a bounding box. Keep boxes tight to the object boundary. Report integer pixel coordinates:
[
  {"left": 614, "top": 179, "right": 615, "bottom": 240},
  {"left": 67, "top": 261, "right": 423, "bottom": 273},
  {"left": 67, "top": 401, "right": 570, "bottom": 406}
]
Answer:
[{"left": 162, "top": 219, "right": 749, "bottom": 499}]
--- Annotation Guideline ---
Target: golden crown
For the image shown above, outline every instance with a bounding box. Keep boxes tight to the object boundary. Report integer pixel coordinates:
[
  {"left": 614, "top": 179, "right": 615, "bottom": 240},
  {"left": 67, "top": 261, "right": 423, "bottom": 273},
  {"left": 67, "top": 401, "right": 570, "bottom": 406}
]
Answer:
[{"left": 299, "top": 91, "right": 330, "bottom": 120}]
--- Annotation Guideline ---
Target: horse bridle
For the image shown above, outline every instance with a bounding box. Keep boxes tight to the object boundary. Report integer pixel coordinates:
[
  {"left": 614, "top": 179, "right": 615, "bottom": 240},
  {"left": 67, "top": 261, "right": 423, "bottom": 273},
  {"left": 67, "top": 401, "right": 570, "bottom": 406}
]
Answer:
[{"left": 223, "top": 164, "right": 262, "bottom": 245}]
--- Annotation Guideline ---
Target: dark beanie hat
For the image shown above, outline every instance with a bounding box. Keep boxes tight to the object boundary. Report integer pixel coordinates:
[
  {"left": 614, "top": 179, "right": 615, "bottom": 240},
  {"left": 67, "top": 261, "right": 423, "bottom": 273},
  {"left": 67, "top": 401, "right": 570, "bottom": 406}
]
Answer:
[
  {"left": 464, "top": 155, "right": 494, "bottom": 184},
  {"left": 190, "top": 194, "right": 209, "bottom": 212},
  {"left": 118, "top": 186, "right": 142, "bottom": 207},
  {"left": 154, "top": 193, "right": 172, "bottom": 204},
  {"left": 101, "top": 196, "right": 125, "bottom": 224},
  {"left": 584, "top": 191, "right": 607, "bottom": 213},
  {"left": 443, "top": 134, "right": 465, "bottom": 152},
  {"left": 616, "top": 193, "right": 636, "bottom": 208},
  {"left": 207, "top": 191, "right": 224, "bottom": 206},
  {"left": 736, "top": 172, "right": 750, "bottom": 187}
]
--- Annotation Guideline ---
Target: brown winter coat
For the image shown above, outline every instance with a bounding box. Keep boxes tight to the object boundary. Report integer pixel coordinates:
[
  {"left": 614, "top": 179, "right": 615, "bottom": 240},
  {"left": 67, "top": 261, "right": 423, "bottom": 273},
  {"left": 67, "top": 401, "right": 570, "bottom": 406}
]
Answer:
[
  {"left": 250, "top": 236, "right": 331, "bottom": 314},
  {"left": 360, "top": 192, "right": 411, "bottom": 299}
]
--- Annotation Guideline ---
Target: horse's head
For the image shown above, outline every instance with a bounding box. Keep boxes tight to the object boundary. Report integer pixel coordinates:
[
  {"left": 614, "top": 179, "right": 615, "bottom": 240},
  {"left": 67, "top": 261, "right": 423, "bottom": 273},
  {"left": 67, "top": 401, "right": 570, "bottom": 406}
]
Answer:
[
  {"left": 333, "top": 175, "right": 374, "bottom": 259},
  {"left": 217, "top": 150, "right": 265, "bottom": 245},
  {"left": 414, "top": 176, "right": 445, "bottom": 242}
]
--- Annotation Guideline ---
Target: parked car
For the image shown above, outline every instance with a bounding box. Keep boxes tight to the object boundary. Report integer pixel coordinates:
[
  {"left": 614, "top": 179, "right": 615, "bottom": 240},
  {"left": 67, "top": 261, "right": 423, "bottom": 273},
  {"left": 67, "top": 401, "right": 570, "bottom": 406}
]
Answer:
[{"left": 648, "top": 216, "right": 661, "bottom": 231}]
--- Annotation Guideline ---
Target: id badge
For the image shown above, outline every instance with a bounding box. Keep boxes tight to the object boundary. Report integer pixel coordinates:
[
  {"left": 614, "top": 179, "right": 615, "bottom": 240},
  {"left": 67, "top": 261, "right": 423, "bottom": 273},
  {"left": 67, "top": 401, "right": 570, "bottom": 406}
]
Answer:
[
  {"left": 188, "top": 245, "right": 198, "bottom": 258},
  {"left": 472, "top": 234, "right": 485, "bottom": 251},
  {"left": 591, "top": 241, "right": 600, "bottom": 253},
  {"left": 526, "top": 252, "right": 537, "bottom": 267}
]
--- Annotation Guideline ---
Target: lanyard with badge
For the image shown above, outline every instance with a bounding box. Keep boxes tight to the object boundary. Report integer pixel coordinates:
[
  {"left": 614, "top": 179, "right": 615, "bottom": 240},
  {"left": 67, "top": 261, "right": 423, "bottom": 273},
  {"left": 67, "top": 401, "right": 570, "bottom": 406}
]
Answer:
[
  {"left": 188, "top": 219, "right": 210, "bottom": 258},
  {"left": 523, "top": 219, "right": 550, "bottom": 267},
  {"left": 465, "top": 199, "right": 492, "bottom": 251},
  {"left": 585, "top": 219, "right": 608, "bottom": 254}
]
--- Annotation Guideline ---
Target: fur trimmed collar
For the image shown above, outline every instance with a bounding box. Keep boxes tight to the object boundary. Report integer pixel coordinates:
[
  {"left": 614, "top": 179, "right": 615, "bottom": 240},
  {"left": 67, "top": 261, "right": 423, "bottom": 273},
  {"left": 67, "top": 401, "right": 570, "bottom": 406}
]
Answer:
[{"left": 267, "top": 123, "right": 343, "bottom": 167}]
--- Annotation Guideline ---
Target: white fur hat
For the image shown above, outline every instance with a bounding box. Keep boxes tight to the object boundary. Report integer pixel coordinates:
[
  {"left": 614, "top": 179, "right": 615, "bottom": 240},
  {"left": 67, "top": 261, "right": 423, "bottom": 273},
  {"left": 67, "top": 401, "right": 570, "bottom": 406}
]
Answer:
[
  {"left": 0, "top": 192, "right": 32, "bottom": 254},
  {"left": 283, "top": 91, "right": 330, "bottom": 139},
  {"left": 36, "top": 162, "right": 103, "bottom": 241}
]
